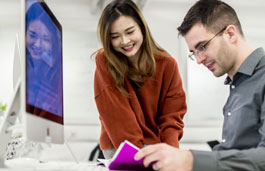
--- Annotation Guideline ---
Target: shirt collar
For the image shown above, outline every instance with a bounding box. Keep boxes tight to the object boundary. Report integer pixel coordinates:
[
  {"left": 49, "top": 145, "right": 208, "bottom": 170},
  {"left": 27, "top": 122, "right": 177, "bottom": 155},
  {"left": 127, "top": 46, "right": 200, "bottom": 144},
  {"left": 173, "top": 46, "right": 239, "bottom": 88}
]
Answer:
[
  {"left": 237, "top": 47, "right": 265, "bottom": 76},
  {"left": 224, "top": 47, "right": 265, "bottom": 85}
]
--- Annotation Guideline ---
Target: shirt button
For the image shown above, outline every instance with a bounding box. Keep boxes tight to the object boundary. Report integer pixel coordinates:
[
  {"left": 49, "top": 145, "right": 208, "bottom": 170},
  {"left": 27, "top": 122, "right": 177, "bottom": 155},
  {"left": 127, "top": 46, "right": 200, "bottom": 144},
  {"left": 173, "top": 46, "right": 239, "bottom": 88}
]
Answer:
[
  {"left": 222, "top": 139, "right": 226, "bottom": 143},
  {"left": 227, "top": 112, "right": 231, "bottom": 116},
  {"left": 231, "top": 85, "right": 235, "bottom": 89}
]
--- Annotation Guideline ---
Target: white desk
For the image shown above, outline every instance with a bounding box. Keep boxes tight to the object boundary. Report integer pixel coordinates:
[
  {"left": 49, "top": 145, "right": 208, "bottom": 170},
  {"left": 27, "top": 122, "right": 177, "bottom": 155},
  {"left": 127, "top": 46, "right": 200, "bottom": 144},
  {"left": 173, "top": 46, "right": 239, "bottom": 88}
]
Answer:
[{"left": 3, "top": 159, "right": 108, "bottom": 171}]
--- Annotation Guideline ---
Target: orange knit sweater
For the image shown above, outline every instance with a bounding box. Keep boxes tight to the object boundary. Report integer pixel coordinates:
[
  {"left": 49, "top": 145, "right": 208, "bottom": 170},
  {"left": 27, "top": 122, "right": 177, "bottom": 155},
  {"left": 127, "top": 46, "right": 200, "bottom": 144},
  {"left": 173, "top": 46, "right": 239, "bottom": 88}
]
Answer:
[{"left": 94, "top": 50, "right": 187, "bottom": 150}]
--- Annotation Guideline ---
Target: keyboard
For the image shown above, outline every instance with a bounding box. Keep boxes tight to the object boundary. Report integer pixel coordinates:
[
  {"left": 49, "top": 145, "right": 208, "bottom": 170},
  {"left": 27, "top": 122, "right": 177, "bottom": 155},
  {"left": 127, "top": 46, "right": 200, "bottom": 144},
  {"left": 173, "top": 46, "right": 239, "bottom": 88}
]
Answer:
[{"left": 36, "top": 161, "right": 107, "bottom": 171}]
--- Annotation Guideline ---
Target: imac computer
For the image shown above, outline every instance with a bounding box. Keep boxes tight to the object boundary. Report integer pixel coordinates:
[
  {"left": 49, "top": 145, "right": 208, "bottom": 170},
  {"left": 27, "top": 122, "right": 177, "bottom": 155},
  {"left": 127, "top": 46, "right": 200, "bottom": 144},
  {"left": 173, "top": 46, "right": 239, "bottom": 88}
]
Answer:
[
  {"left": 23, "top": 0, "right": 64, "bottom": 144},
  {"left": 0, "top": 0, "right": 64, "bottom": 167}
]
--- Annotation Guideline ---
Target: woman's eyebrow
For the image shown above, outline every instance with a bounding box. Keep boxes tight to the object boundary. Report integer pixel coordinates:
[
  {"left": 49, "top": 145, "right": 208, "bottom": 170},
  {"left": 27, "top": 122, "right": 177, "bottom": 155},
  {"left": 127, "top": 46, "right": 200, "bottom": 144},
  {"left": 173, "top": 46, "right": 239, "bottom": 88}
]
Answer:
[{"left": 110, "top": 25, "right": 135, "bottom": 35}]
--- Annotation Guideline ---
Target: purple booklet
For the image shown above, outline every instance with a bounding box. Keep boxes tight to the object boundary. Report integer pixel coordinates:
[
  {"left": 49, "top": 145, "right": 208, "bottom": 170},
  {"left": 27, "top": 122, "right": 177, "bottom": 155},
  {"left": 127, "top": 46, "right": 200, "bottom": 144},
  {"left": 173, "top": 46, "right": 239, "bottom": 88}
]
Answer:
[{"left": 98, "top": 140, "right": 153, "bottom": 170}]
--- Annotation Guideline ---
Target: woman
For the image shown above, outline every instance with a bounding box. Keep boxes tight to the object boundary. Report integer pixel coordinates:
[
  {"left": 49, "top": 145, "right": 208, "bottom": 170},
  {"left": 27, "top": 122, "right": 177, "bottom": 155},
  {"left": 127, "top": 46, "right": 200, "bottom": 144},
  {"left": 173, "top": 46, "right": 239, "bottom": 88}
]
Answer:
[{"left": 94, "top": 0, "right": 187, "bottom": 159}]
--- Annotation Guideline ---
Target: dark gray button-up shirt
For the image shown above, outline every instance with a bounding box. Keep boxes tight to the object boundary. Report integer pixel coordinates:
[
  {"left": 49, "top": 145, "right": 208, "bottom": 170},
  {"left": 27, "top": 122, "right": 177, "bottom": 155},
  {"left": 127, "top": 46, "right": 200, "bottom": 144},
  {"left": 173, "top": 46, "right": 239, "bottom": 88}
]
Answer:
[{"left": 192, "top": 48, "right": 265, "bottom": 171}]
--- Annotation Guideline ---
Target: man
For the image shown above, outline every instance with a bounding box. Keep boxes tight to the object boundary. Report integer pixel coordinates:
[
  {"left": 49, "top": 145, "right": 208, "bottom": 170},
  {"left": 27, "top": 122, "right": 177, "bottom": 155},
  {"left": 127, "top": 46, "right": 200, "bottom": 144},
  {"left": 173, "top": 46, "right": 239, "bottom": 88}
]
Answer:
[{"left": 134, "top": 0, "right": 265, "bottom": 170}]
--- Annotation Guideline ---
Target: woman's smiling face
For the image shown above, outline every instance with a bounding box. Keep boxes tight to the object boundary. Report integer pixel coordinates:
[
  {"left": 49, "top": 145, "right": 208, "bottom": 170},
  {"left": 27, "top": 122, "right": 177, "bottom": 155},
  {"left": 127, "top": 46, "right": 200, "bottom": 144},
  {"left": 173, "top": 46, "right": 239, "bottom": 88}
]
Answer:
[{"left": 110, "top": 15, "right": 143, "bottom": 65}]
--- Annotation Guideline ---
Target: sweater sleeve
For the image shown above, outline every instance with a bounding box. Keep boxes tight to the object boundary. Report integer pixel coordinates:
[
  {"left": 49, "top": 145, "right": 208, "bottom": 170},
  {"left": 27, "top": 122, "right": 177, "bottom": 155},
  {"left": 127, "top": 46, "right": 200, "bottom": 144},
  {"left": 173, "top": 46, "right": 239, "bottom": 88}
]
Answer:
[
  {"left": 94, "top": 52, "right": 144, "bottom": 150},
  {"left": 158, "top": 57, "right": 187, "bottom": 148}
]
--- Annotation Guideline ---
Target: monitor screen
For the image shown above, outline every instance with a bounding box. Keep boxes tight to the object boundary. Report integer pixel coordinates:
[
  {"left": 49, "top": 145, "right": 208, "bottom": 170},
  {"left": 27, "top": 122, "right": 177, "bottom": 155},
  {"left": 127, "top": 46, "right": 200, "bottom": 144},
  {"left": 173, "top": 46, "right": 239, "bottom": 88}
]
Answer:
[{"left": 25, "top": 0, "right": 63, "bottom": 124}]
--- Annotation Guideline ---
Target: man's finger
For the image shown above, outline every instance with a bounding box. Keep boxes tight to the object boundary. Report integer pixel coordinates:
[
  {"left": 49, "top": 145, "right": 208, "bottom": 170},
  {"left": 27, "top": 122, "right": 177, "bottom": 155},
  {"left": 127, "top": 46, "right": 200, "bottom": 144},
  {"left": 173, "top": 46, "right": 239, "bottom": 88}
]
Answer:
[{"left": 134, "top": 144, "right": 160, "bottom": 161}]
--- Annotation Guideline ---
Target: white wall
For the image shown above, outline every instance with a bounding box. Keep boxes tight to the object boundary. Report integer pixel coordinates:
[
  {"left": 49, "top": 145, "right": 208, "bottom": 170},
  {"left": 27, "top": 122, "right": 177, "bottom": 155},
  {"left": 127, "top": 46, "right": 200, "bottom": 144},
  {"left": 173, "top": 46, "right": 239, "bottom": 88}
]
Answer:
[
  {"left": 0, "top": 29, "right": 18, "bottom": 103},
  {"left": 0, "top": 1, "right": 20, "bottom": 102}
]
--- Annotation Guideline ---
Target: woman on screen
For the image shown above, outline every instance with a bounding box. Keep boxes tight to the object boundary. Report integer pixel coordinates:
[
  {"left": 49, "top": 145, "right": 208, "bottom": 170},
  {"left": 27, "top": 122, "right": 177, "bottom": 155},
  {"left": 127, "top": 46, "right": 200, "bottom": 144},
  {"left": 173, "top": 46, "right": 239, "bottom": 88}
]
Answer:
[
  {"left": 94, "top": 0, "right": 187, "bottom": 158},
  {"left": 26, "top": 2, "right": 63, "bottom": 117}
]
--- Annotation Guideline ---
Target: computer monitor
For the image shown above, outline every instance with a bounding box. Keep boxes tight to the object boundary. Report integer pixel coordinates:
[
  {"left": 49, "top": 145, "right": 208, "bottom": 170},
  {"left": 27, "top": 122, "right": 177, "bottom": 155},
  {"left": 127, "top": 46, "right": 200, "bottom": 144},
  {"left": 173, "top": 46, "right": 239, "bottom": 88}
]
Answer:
[
  {"left": 23, "top": 0, "right": 64, "bottom": 144},
  {"left": 0, "top": 0, "right": 64, "bottom": 167}
]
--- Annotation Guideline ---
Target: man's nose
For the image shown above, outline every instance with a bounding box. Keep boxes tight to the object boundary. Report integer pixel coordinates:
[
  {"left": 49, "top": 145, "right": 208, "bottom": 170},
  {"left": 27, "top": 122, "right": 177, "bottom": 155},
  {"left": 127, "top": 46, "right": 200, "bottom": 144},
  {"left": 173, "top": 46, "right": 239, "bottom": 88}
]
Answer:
[{"left": 196, "top": 54, "right": 207, "bottom": 64}]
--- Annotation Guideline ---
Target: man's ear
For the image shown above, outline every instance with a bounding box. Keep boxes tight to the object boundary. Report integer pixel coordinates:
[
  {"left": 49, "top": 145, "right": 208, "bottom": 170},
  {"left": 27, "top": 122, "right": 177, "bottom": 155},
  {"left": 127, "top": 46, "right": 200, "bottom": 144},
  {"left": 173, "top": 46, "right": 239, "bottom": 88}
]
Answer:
[{"left": 224, "top": 25, "right": 238, "bottom": 43}]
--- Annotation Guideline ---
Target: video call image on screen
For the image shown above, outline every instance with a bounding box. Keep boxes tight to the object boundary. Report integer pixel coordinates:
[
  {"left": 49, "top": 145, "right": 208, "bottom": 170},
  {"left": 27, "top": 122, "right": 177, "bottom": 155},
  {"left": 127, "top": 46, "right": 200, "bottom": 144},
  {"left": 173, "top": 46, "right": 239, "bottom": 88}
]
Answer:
[{"left": 25, "top": 0, "right": 63, "bottom": 123}]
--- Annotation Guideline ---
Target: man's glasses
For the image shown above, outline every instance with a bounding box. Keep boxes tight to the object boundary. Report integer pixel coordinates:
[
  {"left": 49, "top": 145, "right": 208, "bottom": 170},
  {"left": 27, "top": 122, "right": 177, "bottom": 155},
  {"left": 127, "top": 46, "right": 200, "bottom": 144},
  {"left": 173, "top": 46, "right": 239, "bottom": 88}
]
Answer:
[{"left": 188, "top": 26, "right": 227, "bottom": 60}]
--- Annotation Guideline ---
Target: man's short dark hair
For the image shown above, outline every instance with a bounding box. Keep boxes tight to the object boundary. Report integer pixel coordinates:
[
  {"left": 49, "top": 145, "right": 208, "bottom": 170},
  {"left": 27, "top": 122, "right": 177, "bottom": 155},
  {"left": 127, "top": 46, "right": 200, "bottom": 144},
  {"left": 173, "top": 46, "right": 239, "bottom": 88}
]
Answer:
[{"left": 177, "top": 0, "right": 244, "bottom": 36}]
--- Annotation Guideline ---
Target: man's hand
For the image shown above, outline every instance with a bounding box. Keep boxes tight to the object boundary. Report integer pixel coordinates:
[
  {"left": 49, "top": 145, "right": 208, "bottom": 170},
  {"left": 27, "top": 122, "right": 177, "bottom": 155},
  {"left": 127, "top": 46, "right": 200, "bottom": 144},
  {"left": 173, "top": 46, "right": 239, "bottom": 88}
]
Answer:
[{"left": 134, "top": 143, "right": 193, "bottom": 171}]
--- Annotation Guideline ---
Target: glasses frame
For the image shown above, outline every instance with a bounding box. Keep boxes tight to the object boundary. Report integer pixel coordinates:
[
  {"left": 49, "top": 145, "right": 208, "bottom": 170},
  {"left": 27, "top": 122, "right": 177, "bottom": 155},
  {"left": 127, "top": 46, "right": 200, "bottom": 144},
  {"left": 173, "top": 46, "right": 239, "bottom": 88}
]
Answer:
[{"left": 188, "top": 26, "right": 227, "bottom": 60}]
